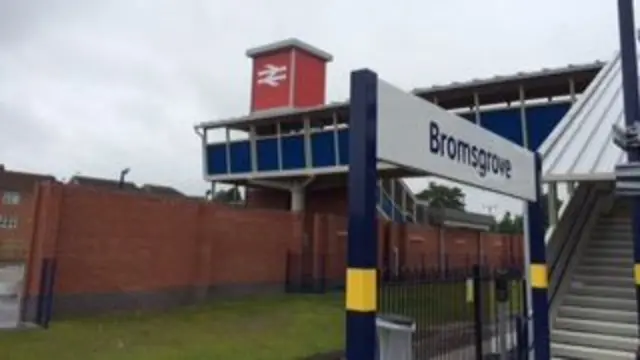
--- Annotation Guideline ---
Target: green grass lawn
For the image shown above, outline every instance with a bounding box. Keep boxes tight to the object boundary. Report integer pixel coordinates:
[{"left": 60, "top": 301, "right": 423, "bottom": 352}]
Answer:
[
  {"left": 0, "top": 294, "right": 345, "bottom": 360},
  {"left": 0, "top": 281, "right": 524, "bottom": 360}
]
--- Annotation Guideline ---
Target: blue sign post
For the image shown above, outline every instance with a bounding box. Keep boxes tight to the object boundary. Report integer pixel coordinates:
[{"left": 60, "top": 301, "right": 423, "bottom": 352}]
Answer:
[
  {"left": 347, "top": 68, "right": 548, "bottom": 359},
  {"left": 346, "top": 69, "right": 379, "bottom": 360},
  {"left": 526, "top": 154, "right": 550, "bottom": 360}
]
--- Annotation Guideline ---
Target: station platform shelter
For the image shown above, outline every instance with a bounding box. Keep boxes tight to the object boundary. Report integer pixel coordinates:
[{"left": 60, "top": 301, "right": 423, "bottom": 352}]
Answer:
[
  {"left": 195, "top": 38, "right": 601, "bottom": 225},
  {"left": 195, "top": 38, "right": 640, "bottom": 358}
]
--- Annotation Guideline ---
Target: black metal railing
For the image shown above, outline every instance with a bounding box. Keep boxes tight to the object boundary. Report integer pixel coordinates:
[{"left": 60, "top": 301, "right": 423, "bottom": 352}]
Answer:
[{"left": 379, "top": 264, "right": 528, "bottom": 359}]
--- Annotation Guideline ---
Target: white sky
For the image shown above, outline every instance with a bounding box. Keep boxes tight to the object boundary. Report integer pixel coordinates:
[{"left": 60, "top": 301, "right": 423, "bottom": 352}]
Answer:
[{"left": 0, "top": 0, "right": 629, "bottom": 216}]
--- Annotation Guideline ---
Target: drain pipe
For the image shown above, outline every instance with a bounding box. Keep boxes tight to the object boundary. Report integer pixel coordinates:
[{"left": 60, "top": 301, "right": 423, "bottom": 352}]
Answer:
[{"left": 616, "top": 0, "right": 640, "bottom": 333}]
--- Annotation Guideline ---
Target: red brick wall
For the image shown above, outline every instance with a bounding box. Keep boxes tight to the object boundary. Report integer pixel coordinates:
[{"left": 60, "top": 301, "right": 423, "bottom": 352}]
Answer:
[
  {"left": 307, "top": 214, "right": 524, "bottom": 285},
  {"left": 246, "top": 186, "right": 347, "bottom": 216},
  {"left": 24, "top": 183, "right": 304, "bottom": 301},
  {"left": 245, "top": 188, "right": 289, "bottom": 210},
  {"left": 22, "top": 182, "right": 524, "bottom": 318}
]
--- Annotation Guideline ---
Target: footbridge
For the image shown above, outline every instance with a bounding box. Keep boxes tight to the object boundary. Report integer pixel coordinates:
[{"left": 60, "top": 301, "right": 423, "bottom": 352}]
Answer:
[{"left": 541, "top": 33, "right": 640, "bottom": 360}]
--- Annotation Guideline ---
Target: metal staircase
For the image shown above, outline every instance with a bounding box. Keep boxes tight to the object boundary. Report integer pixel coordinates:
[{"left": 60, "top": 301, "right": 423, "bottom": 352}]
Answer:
[{"left": 550, "top": 196, "right": 639, "bottom": 359}]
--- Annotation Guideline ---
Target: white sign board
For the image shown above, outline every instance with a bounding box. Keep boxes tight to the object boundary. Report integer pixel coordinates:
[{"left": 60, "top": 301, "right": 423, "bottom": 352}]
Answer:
[{"left": 376, "top": 79, "right": 537, "bottom": 201}]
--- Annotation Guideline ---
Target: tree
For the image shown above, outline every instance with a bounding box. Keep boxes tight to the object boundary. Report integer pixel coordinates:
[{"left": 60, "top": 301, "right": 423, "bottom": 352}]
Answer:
[
  {"left": 415, "top": 182, "right": 465, "bottom": 210},
  {"left": 493, "top": 191, "right": 562, "bottom": 234},
  {"left": 498, "top": 212, "right": 517, "bottom": 234},
  {"left": 213, "top": 187, "right": 243, "bottom": 203}
]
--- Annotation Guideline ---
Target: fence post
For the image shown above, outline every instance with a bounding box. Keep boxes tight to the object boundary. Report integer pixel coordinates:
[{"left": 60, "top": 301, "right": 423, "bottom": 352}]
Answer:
[
  {"left": 35, "top": 258, "right": 49, "bottom": 326},
  {"left": 43, "top": 258, "right": 57, "bottom": 328},
  {"left": 473, "top": 265, "right": 483, "bottom": 359},
  {"left": 520, "top": 278, "right": 530, "bottom": 357}
]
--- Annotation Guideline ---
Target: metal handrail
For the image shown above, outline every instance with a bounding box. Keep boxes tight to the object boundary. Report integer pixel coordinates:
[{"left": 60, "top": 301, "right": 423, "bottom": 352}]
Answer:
[
  {"left": 548, "top": 184, "right": 601, "bottom": 303},
  {"left": 548, "top": 184, "right": 594, "bottom": 274}
]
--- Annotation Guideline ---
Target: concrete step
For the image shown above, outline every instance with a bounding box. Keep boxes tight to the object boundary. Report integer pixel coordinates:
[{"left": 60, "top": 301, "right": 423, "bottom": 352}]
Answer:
[
  {"left": 581, "top": 256, "right": 633, "bottom": 267},
  {"left": 575, "top": 265, "right": 633, "bottom": 278},
  {"left": 554, "top": 317, "right": 638, "bottom": 337},
  {"left": 551, "top": 329, "right": 638, "bottom": 352},
  {"left": 584, "top": 248, "right": 633, "bottom": 258},
  {"left": 591, "top": 231, "right": 632, "bottom": 238},
  {"left": 551, "top": 342, "right": 636, "bottom": 360},
  {"left": 592, "top": 226, "right": 631, "bottom": 232},
  {"left": 590, "top": 236, "right": 631, "bottom": 242},
  {"left": 593, "top": 227, "right": 632, "bottom": 234},
  {"left": 598, "top": 217, "right": 631, "bottom": 223},
  {"left": 569, "top": 284, "right": 636, "bottom": 300},
  {"left": 597, "top": 219, "right": 632, "bottom": 226},
  {"left": 596, "top": 226, "right": 632, "bottom": 231},
  {"left": 557, "top": 306, "right": 638, "bottom": 324},
  {"left": 589, "top": 240, "right": 632, "bottom": 249},
  {"left": 572, "top": 274, "right": 634, "bottom": 288},
  {"left": 563, "top": 295, "right": 637, "bottom": 311}
]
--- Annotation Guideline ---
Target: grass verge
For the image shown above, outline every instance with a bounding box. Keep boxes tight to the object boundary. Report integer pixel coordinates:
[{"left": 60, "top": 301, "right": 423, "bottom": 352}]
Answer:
[{"left": 0, "top": 294, "right": 344, "bottom": 360}]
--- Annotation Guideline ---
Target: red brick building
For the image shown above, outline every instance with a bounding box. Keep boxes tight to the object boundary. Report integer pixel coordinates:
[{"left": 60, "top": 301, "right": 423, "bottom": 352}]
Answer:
[{"left": 0, "top": 165, "right": 56, "bottom": 262}]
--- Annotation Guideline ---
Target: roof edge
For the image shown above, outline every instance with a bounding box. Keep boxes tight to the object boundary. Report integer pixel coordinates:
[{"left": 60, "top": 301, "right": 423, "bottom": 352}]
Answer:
[
  {"left": 246, "top": 38, "right": 333, "bottom": 62},
  {"left": 412, "top": 61, "right": 605, "bottom": 96}
]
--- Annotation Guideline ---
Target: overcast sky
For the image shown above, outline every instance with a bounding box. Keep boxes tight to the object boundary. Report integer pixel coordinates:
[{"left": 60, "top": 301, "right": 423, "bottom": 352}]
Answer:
[{"left": 0, "top": 0, "right": 629, "bottom": 216}]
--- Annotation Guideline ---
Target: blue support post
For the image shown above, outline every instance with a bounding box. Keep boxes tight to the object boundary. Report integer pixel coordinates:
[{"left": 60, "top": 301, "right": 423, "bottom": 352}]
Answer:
[
  {"left": 346, "top": 69, "right": 379, "bottom": 360},
  {"left": 527, "top": 154, "right": 550, "bottom": 359},
  {"left": 616, "top": 0, "right": 640, "bottom": 331}
]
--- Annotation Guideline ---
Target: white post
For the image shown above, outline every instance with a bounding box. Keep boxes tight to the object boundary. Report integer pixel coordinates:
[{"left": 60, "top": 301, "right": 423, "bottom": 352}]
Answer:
[
  {"left": 249, "top": 125, "right": 257, "bottom": 173},
  {"left": 519, "top": 86, "right": 529, "bottom": 149},
  {"left": 522, "top": 203, "right": 534, "bottom": 360},
  {"left": 291, "top": 183, "right": 305, "bottom": 212},
  {"left": 547, "top": 182, "right": 558, "bottom": 227},
  {"left": 569, "top": 78, "right": 576, "bottom": 103},
  {"left": 473, "top": 92, "right": 481, "bottom": 125}
]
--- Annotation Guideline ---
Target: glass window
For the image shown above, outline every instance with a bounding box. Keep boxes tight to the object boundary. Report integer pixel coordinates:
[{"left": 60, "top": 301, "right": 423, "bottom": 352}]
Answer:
[
  {"left": 0, "top": 216, "right": 17, "bottom": 229},
  {"left": 2, "top": 192, "right": 20, "bottom": 205}
]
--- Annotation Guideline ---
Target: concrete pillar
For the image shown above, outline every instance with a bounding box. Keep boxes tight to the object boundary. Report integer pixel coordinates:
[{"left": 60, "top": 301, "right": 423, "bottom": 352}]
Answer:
[
  {"left": 291, "top": 184, "right": 305, "bottom": 212},
  {"left": 566, "top": 181, "right": 575, "bottom": 196}
]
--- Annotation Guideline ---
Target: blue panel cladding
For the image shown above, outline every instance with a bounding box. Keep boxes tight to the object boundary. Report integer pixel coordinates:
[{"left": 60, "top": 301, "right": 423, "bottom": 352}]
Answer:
[
  {"left": 457, "top": 103, "right": 571, "bottom": 148},
  {"left": 311, "top": 131, "right": 337, "bottom": 167},
  {"left": 229, "top": 141, "right": 251, "bottom": 173},
  {"left": 479, "top": 108, "right": 524, "bottom": 146},
  {"left": 256, "top": 138, "right": 279, "bottom": 171},
  {"left": 338, "top": 129, "right": 350, "bottom": 165},
  {"left": 206, "top": 144, "right": 228, "bottom": 175},
  {"left": 206, "top": 103, "right": 570, "bottom": 177},
  {"left": 381, "top": 192, "right": 393, "bottom": 219},
  {"left": 393, "top": 205, "right": 405, "bottom": 223},
  {"left": 526, "top": 102, "right": 571, "bottom": 150},
  {"left": 281, "top": 135, "right": 305, "bottom": 170}
]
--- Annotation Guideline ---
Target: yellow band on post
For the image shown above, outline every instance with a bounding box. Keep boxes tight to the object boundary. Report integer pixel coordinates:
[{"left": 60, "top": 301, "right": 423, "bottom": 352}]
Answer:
[
  {"left": 634, "top": 264, "right": 640, "bottom": 286},
  {"left": 530, "top": 264, "right": 548, "bottom": 289},
  {"left": 346, "top": 268, "right": 377, "bottom": 312}
]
